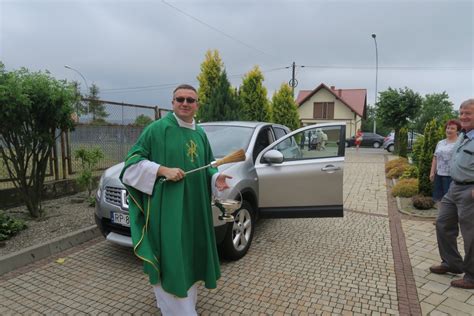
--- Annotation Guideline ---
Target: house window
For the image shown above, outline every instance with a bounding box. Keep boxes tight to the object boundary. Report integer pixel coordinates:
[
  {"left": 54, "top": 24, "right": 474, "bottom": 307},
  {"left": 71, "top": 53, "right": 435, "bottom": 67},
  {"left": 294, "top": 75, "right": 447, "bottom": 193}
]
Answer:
[{"left": 313, "top": 102, "right": 334, "bottom": 119}]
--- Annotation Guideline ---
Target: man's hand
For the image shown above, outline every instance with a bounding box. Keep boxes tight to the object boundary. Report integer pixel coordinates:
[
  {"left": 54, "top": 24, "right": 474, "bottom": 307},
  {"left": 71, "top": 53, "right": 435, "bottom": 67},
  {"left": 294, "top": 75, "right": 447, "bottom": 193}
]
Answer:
[
  {"left": 215, "top": 174, "right": 232, "bottom": 191},
  {"left": 157, "top": 166, "right": 185, "bottom": 182}
]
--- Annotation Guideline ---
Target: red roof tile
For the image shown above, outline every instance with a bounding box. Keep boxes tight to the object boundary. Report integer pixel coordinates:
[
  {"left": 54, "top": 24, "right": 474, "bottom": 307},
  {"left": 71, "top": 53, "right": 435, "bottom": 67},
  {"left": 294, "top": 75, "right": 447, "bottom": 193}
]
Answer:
[{"left": 296, "top": 83, "right": 367, "bottom": 118}]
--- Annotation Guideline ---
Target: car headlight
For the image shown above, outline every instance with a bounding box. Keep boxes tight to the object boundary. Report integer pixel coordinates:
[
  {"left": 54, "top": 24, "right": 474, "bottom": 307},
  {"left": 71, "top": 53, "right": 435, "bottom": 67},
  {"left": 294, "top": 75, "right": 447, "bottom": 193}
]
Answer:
[{"left": 96, "top": 174, "right": 105, "bottom": 198}]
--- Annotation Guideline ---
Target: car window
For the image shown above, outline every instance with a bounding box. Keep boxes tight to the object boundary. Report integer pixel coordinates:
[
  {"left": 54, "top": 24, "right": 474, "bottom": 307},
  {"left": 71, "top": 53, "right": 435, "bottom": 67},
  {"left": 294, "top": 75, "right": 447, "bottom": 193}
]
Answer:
[
  {"left": 253, "top": 127, "right": 274, "bottom": 162},
  {"left": 201, "top": 125, "right": 254, "bottom": 158},
  {"left": 273, "top": 126, "right": 342, "bottom": 161},
  {"left": 273, "top": 127, "right": 287, "bottom": 140}
]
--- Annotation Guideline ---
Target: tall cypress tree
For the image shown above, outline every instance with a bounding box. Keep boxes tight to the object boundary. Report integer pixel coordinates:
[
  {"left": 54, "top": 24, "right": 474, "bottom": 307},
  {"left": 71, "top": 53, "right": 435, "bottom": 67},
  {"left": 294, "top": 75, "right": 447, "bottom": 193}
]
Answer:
[
  {"left": 200, "top": 70, "right": 239, "bottom": 122},
  {"left": 196, "top": 50, "right": 223, "bottom": 121},
  {"left": 271, "top": 83, "right": 300, "bottom": 131},
  {"left": 239, "top": 66, "right": 271, "bottom": 122},
  {"left": 418, "top": 119, "right": 441, "bottom": 196}
]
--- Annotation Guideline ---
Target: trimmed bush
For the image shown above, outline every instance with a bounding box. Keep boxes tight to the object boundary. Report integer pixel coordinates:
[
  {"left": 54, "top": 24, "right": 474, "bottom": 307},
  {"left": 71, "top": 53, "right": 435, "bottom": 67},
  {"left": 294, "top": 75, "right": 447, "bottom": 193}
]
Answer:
[
  {"left": 412, "top": 195, "right": 435, "bottom": 210},
  {"left": 387, "top": 164, "right": 410, "bottom": 179},
  {"left": 385, "top": 157, "right": 409, "bottom": 173},
  {"left": 400, "top": 165, "right": 419, "bottom": 179},
  {"left": 392, "top": 178, "right": 419, "bottom": 197}
]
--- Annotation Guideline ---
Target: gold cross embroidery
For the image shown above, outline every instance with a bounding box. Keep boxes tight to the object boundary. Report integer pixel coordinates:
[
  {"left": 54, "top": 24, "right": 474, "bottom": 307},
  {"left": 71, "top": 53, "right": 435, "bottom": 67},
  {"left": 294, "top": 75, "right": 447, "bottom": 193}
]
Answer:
[{"left": 186, "top": 140, "right": 198, "bottom": 162}]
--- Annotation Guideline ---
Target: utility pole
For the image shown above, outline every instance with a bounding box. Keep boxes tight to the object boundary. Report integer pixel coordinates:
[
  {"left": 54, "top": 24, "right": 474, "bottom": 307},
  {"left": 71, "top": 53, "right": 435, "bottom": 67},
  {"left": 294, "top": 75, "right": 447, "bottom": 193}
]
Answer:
[{"left": 288, "top": 61, "right": 303, "bottom": 97}]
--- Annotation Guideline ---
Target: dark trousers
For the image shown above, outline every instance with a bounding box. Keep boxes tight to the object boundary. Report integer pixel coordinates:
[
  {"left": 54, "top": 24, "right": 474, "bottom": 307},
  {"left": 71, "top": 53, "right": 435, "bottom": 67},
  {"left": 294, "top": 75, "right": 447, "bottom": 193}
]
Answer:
[{"left": 436, "top": 183, "right": 474, "bottom": 281}]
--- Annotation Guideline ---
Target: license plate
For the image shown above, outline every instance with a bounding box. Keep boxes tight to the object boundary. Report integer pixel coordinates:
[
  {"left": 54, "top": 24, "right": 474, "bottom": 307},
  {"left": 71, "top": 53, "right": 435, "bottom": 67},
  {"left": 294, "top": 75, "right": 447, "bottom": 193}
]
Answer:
[{"left": 111, "top": 212, "right": 130, "bottom": 227}]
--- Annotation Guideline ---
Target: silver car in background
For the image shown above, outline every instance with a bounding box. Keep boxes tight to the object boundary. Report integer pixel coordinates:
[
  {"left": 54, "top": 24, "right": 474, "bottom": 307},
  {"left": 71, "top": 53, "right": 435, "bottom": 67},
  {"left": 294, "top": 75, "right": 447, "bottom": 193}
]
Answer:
[{"left": 95, "top": 121, "right": 346, "bottom": 260}]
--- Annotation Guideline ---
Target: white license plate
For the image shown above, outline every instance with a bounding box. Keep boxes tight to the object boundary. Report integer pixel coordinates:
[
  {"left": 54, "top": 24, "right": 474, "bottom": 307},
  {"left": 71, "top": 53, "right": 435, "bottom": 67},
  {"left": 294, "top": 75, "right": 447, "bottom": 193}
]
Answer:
[{"left": 111, "top": 212, "right": 130, "bottom": 227}]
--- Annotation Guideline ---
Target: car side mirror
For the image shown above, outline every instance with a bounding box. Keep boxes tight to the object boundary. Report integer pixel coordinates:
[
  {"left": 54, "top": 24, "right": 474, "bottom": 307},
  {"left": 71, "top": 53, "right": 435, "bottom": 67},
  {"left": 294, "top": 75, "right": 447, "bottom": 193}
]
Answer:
[{"left": 262, "top": 149, "right": 284, "bottom": 164}]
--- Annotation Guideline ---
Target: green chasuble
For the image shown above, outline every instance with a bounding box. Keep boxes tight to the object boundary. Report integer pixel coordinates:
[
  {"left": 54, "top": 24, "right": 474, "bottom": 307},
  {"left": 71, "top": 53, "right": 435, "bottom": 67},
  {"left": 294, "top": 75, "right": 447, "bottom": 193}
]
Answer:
[{"left": 119, "top": 112, "right": 221, "bottom": 298}]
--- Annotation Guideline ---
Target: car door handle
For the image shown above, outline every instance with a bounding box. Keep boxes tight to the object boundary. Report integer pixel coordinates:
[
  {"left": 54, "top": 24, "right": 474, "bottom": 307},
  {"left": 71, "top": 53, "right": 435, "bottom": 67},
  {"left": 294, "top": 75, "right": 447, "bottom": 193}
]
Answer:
[{"left": 321, "top": 165, "right": 341, "bottom": 172}]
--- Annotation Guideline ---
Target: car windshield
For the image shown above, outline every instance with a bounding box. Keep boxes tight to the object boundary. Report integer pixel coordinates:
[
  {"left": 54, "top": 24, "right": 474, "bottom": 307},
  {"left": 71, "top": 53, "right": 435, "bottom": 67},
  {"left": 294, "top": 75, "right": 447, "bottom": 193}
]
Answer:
[{"left": 201, "top": 125, "right": 254, "bottom": 158}]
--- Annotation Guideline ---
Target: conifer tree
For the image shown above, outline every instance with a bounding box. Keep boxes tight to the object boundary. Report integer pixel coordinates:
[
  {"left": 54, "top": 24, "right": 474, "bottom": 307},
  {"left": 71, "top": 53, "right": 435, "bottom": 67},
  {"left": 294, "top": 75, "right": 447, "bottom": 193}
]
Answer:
[
  {"left": 239, "top": 66, "right": 271, "bottom": 122},
  {"left": 200, "top": 70, "right": 239, "bottom": 122},
  {"left": 398, "top": 127, "right": 408, "bottom": 158},
  {"left": 196, "top": 50, "right": 223, "bottom": 121},
  {"left": 271, "top": 83, "right": 300, "bottom": 131},
  {"left": 87, "top": 83, "right": 108, "bottom": 124},
  {"left": 418, "top": 119, "right": 441, "bottom": 196}
]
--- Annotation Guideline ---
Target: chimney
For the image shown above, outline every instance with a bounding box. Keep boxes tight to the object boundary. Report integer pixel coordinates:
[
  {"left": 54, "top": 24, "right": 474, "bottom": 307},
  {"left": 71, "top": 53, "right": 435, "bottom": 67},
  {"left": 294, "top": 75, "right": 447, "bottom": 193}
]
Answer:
[
  {"left": 330, "top": 86, "right": 335, "bottom": 90},
  {"left": 338, "top": 89, "right": 342, "bottom": 97}
]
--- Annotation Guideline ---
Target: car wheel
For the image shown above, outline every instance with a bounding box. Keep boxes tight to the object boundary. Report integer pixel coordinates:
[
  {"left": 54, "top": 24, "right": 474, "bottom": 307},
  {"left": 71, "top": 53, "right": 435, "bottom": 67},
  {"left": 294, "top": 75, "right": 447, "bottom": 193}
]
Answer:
[
  {"left": 387, "top": 144, "right": 394, "bottom": 152},
  {"left": 219, "top": 200, "right": 255, "bottom": 260},
  {"left": 373, "top": 141, "right": 381, "bottom": 148}
]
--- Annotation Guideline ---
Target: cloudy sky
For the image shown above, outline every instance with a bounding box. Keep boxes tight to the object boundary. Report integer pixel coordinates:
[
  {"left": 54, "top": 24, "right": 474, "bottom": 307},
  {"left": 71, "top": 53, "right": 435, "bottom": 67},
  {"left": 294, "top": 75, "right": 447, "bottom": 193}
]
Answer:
[{"left": 1, "top": 0, "right": 473, "bottom": 118}]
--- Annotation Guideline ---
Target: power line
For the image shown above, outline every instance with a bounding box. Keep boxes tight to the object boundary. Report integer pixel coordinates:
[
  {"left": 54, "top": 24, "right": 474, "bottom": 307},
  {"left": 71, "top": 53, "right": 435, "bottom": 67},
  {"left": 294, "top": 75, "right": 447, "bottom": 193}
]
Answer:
[
  {"left": 161, "top": 0, "right": 273, "bottom": 58},
  {"left": 101, "top": 67, "right": 288, "bottom": 94},
  {"left": 101, "top": 63, "right": 470, "bottom": 94},
  {"left": 303, "top": 65, "right": 472, "bottom": 70}
]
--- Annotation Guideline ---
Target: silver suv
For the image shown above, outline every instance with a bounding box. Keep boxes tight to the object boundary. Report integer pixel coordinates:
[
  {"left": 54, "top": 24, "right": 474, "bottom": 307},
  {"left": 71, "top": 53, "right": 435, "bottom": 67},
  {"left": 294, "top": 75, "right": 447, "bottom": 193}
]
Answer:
[{"left": 95, "top": 121, "right": 346, "bottom": 260}]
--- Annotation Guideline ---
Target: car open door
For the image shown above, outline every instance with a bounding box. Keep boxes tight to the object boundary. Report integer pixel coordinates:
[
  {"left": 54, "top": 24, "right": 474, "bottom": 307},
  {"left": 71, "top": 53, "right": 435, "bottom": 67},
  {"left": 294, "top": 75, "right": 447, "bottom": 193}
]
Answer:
[{"left": 255, "top": 123, "right": 345, "bottom": 218}]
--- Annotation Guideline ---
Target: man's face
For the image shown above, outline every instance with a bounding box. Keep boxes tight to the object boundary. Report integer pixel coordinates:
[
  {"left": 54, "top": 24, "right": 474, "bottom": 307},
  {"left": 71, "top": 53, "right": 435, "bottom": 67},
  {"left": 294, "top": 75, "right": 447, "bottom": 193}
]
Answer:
[
  {"left": 172, "top": 89, "right": 198, "bottom": 123},
  {"left": 459, "top": 103, "right": 474, "bottom": 131}
]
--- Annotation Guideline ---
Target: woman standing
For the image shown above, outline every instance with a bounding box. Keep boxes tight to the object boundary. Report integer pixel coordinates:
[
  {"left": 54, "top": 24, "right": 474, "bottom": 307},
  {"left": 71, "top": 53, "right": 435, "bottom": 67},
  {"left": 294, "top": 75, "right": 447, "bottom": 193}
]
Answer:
[{"left": 429, "top": 119, "right": 462, "bottom": 202}]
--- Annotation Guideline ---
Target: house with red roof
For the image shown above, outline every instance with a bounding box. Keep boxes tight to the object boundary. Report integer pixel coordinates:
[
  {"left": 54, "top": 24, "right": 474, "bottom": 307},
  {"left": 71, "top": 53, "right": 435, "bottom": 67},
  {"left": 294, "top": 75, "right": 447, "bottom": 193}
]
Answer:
[{"left": 295, "top": 83, "right": 367, "bottom": 138}]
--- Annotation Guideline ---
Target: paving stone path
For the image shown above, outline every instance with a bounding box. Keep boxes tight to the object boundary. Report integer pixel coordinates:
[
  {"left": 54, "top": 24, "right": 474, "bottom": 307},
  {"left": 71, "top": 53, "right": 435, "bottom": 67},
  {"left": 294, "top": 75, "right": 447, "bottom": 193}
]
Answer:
[{"left": 1, "top": 149, "right": 473, "bottom": 315}]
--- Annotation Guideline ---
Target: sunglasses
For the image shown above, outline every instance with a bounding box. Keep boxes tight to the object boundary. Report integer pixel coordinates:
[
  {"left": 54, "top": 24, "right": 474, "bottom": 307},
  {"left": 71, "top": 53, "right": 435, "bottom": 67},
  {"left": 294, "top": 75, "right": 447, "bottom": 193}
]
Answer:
[{"left": 174, "top": 97, "right": 197, "bottom": 104}]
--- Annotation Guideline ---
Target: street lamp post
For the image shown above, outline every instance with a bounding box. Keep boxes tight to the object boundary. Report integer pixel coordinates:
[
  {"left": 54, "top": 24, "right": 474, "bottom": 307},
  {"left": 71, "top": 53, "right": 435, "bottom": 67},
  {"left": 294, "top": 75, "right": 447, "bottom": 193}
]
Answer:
[
  {"left": 64, "top": 65, "right": 89, "bottom": 93},
  {"left": 64, "top": 65, "right": 90, "bottom": 123},
  {"left": 371, "top": 33, "right": 378, "bottom": 134}
]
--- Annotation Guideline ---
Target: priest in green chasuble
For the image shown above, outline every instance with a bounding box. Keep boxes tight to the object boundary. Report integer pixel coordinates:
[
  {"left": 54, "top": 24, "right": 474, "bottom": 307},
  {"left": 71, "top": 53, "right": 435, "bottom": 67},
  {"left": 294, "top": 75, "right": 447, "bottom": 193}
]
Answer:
[{"left": 120, "top": 84, "right": 231, "bottom": 315}]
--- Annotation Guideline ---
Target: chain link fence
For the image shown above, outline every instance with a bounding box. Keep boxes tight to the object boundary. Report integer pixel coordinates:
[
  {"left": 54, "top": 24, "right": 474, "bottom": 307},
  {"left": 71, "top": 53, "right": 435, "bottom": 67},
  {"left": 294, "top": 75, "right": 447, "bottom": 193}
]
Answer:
[{"left": 0, "top": 99, "right": 171, "bottom": 190}]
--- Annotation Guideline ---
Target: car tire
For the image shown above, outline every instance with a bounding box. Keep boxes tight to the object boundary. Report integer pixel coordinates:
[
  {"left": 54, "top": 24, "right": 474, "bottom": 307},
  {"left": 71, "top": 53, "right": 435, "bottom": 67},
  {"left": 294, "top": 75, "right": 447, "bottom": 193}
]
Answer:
[
  {"left": 219, "top": 200, "right": 255, "bottom": 260},
  {"left": 387, "top": 144, "right": 394, "bottom": 152},
  {"left": 373, "top": 141, "right": 381, "bottom": 148}
]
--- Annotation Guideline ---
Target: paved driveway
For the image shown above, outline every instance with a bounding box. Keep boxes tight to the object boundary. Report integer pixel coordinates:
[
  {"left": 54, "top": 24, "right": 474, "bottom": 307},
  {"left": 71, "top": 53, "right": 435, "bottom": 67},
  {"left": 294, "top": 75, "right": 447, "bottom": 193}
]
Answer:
[{"left": 1, "top": 148, "right": 473, "bottom": 315}]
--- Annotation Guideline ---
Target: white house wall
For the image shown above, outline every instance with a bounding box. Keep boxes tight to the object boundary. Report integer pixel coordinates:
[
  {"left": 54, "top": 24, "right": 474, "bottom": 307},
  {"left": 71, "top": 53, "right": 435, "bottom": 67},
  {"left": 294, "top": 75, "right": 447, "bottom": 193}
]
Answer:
[{"left": 297, "top": 89, "right": 361, "bottom": 138}]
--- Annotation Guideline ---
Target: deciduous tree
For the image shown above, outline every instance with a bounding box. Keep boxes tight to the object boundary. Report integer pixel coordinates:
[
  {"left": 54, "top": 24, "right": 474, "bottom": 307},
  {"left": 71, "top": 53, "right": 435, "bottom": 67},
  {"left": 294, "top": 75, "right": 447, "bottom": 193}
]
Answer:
[
  {"left": 376, "top": 87, "right": 422, "bottom": 153},
  {"left": 134, "top": 114, "right": 153, "bottom": 127},
  {"left": 0, "top": 63, "right": 77, "bottom": 218},
  {"left": 414, "top": 92, "right": 455, "bottom": 133}
]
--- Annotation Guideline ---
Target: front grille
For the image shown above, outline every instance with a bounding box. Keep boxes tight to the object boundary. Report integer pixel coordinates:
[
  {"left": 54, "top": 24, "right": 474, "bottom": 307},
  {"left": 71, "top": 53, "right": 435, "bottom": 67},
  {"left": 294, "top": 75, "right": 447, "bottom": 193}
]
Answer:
[{"left": 105, "top": 186, "right": 129, "bottom": 209}]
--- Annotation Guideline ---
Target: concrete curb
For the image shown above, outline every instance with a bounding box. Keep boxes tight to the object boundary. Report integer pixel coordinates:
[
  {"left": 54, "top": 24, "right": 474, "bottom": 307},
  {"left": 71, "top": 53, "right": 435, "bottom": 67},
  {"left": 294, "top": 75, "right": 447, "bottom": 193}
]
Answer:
[
  {"left": 0, "top": 225, "right": 101, "bottom": 276},
  {"left": 392, "top": 179, "right": 436, "bottom": 219}
]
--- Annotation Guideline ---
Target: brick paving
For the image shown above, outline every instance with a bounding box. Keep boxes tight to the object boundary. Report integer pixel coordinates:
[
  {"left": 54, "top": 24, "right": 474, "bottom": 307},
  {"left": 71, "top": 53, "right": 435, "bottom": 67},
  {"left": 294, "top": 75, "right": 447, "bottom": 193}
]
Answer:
[{"left": 1, "top": 148, "right": 473, "bottom": 315}]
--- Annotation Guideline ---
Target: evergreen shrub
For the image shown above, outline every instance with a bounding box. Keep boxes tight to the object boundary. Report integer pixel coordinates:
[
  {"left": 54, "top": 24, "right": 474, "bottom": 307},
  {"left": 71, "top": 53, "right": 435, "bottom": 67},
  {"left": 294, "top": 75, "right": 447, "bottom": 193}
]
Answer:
[
  {"left": 412, "top": 195, "right": 435, "bottom": 210},
  {"left": 418, "top": 119, "right": 441, "bottom": 196},
  {"left": 411, "top": 135, "right": 425, "bottom": 166},
  {"left": 385, "top": 157, "right": 409, "bottom": 173},
  {"left": 392, "top": 178, "right": 419, "bottom": 197},
  {"left": 0, "top": 211, "right": 27, "bottom": 241},
  {"left": 398, "top": 127, "right": 408, "bottom": 157},
  {"left": 400, "top": 165, "right": 418, "bottom": 179}
]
